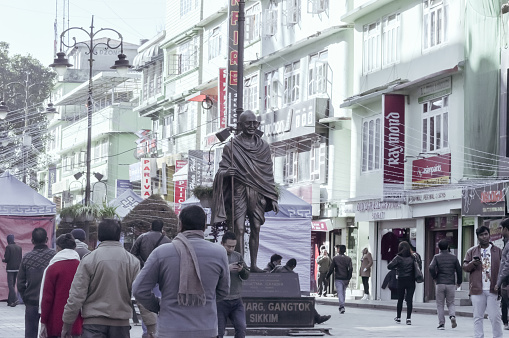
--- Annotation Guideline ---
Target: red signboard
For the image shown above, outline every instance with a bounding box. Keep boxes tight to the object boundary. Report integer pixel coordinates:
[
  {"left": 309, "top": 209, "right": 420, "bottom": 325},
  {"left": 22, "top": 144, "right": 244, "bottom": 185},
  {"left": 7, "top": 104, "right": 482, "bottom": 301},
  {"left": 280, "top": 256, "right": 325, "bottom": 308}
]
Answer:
[
  {"left": 174, "top": 179, "right": 187, "bottom": 215},
  {"left": 219, "top": 68, "right": 227, "bottom": 128},
  {"left": 175, "top": 160, "right": 187, "bottom": 173},
  {"left": 412, "top": 153, "right": 451, "bottom": 189},
  {"left": 383, "top": 94, "right": 405, "bottom": 185},
  {"left": 311, "top": 220, "right": 330, "bottom": 232},
  {"left": 227, "top": 0, "right": 239, "bottom": 126}
]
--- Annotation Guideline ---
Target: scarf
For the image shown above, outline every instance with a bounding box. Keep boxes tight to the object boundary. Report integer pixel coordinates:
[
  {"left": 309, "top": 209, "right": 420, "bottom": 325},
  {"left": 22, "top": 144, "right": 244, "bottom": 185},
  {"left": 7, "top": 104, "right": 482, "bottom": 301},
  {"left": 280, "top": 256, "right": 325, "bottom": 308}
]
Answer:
[
  {"left": 39, "top": 248, "right": 80, "bottom": 313},
  {"left": 173, "top": 230, "right": 206, "bottom": 306},
  {"left": 75, "top": 240, "right": 89, "bottom": 251}
]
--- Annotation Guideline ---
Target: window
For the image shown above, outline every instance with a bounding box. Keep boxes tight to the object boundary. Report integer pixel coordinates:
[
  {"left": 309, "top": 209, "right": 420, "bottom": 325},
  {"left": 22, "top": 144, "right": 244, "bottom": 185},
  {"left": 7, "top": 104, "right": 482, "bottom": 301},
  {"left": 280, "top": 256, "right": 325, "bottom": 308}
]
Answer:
[
  {"left": 361, "top": 115, "right": 382, "bottom": 172},
  {"left": 176, "top": 103, "right": 197, "bottom": 134},
  {"left": 284, "top": 149, "right": 297, "bottom": 183},
  {"left": 162, "top": 115, "right": 173, "bottom": 139},
  {"left": 283, "top": 61, "right": 300, "bottom": 105},
  {"left": 245, "top": 4, "right": 261, "bottom": 43},
  {"left": 423, "top": 0, "right": 448, "bottom": 50},
  {"left": 307, "top": 0, "right": 328, "bottom": 14},
  {"left": 208, "top": 26, "right": 223, "bottom": 60},
  {"left": 264, "top": 70, "right": 280, "bottom": 111},
  {"left": 167, "top": 37, "right": 198, "bottom": 76},
  {"left": 310, "top": 142, "right": 326, "bottom": 182},
  {"left": 382, "top": 14, "right": 400, "bottom": 67},
  {"left": 308, "top": 50, "right": 328, "bottom": 96},
  {"left": 180, "top": 0, "right": 197, "bottom": 17},
  {"left": 263, "top": 7, "right": 278, "bottom": 37},
  {"left": 285, "top": 0, "right": 300, "bottom": 26},
  {"left": 422, "top": 96, "right": 449, "bottom": 152},
  {"left": 101, "top": 139, "right": 108, "bottom": 159},
  {"left": 363, "top": 21, "right": 381, "bottom": 73},
  {"left": 244, "top": 74, "right": 259, "bottom": 111},
  {"left": 206, "top": 99, "right": 218, "bottom": 135}
]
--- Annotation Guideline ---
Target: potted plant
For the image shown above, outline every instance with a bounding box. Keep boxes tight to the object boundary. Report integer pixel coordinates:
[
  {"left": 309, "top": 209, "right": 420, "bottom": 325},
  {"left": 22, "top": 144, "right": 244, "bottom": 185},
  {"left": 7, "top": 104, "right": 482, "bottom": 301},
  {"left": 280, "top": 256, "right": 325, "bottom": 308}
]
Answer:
[
  {"left": 59, "top": 204, "right": 81, "bottom": 223},
  {"left": 75, "top": 204, "right": 100, "bottom": 222},
  {"left": 99, "top": 203, "right": 119, "bottom": 220},
  {"left": 192, "top": 185, "right": 214, "bottom": 208}
]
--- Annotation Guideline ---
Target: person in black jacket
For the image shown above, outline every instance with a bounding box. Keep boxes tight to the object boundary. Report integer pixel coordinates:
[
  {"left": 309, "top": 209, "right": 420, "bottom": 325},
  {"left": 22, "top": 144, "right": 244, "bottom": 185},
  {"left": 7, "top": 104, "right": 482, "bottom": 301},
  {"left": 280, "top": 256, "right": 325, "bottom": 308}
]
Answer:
[
  {"left": 429, "top": 239, "right": 462, "bottom": 330},
  {"left": 2, "top": 234, "right": 22, "bottom": 307},
  {"left": 326, "top": 244, "right": 352, "bottom": 314},
  {"left": 388, "top": 241, "right": 421, "bottom": 325}
]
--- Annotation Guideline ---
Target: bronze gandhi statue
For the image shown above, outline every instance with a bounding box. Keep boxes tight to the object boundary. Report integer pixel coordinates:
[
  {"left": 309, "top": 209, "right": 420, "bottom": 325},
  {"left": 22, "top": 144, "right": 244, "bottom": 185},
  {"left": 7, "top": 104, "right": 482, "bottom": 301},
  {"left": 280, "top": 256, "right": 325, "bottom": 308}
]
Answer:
[{"left": 211, "top": 110, "right": 279, "bottom": 272}]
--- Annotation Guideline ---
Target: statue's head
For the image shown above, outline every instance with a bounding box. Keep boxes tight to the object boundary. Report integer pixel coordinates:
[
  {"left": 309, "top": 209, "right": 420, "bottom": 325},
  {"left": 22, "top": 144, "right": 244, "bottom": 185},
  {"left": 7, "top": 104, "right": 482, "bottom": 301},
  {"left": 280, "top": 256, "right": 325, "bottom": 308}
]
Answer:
[{"left": 238, "top": 110, "right": 260, "bottom": 136}]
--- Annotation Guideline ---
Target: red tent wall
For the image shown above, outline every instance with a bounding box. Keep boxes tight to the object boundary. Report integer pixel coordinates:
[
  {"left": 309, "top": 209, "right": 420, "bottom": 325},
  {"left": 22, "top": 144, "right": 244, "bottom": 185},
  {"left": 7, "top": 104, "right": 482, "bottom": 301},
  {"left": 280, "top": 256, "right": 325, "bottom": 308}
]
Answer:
[{"left": 0, "top": 215, "right": 55, "bottom": 301}]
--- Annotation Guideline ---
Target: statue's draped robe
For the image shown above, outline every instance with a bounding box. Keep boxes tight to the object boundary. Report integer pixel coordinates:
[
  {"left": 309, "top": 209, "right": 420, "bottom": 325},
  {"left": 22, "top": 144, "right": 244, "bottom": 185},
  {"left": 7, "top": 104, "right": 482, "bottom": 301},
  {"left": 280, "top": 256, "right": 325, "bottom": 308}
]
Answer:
[{"left": 211, "top": 134, "right": 277, "bottom": 224}]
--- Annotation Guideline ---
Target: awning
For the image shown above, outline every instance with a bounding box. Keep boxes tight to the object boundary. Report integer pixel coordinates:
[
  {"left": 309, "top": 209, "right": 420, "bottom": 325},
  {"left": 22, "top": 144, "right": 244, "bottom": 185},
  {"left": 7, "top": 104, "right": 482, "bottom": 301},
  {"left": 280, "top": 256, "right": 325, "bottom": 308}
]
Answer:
[
  {"left": 132, "top": 43, "right": 161, "bottom": 69},
  {"left": 312, "top": 219, "right": 332, "bottom": 232}
]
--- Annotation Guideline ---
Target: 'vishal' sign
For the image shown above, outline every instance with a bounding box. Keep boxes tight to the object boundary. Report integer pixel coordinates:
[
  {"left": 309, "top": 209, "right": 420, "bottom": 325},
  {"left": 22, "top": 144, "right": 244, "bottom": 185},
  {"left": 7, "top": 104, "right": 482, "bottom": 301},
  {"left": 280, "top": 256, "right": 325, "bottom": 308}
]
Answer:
[
  {"left": 383, "top": 94, "right": 405, "bottom": 194},
  {"left": 227, "top": 0, "right": 240, "bottom": 126}
]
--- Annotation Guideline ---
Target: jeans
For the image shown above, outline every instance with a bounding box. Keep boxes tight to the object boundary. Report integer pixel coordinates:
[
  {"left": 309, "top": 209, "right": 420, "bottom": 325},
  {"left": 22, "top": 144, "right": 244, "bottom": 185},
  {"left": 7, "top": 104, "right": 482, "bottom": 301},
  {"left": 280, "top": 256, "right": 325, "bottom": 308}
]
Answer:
[
  {"left": 435, "top": 284, "right": 456, "bottom": 325},
  {"left": 396, "top": 277, "right": 415, "bottom": 319},
  {"left": 7, "top": 271, "right": 17, "bottom": 305},
  {"left": 25, "top": 304, "right": 40, "bottom": 338},
  {"left": 502, "top": 287, "right": 508, "bottom": 325},
  {"left": 82, "top": 324, "right": 131, "bottom": 338},
  {"left": 141, "top": 284, "right": 161, "bottom": 334},
  {"left": 471, "top": 291, "right": 503, "bottom": 338},
  {"left": 334, "top": 279, "right": 348, "bottom": 309},
  {"left": 317, "top": 272, "right": 328, "bottom": 295},
  {"left": 217, "top": 298, "right": 246, "bottom": 338},
  {"left": 362, "top": 276, "right": 370, "bottom": 295}
]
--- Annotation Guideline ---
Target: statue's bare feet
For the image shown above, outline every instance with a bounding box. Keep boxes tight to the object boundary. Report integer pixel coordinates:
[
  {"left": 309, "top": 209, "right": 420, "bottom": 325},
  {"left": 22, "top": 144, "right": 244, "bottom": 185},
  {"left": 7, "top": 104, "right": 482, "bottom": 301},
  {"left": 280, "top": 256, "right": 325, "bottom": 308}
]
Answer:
[{"left": 250, "top": 265, "right": 265, "bottom": 273}]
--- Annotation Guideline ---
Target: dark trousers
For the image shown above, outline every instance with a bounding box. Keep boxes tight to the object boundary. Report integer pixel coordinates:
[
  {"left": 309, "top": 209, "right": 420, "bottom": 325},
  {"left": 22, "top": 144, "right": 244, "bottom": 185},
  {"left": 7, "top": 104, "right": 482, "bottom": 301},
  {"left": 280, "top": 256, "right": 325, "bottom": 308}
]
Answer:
[
  {"left": 362, "top": 276, "right": 370, "bottom": 295},
  {"left": 82, "top": 324, "right": 131, "bottom": 338},
  {"left": 217, "top": 298, "right": 246, "bottom": 338},
  {"left": 317, "top": 272, "right": 328, "bottom": 296},
  {"left": 7, "top": 271, "right": 17, "bottom": 305},
  {"left": 396, "top": 277, "right": 416, "bottom": 319},
  {"left": 25, "top": 304, "right": 40, "bottom": 338},
  {"left": 502, "top": 287, "right": 508, "bottom": 325}
]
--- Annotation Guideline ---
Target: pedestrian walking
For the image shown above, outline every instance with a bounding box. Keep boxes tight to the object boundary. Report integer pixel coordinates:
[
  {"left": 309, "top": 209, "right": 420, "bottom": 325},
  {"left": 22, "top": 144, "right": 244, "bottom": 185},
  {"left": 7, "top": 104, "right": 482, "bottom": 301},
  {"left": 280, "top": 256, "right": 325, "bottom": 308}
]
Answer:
[
  {"left": 387, "top": 241, "right": 421, "bottom": 325},
  {"left": 497, "top": 219, "right": 509, "bottom": 332},
  {"left": 359, "top": 247, "right": 373, "bottom": 300},
  {"left": 39, "top": 233, "right": 82, "bottom": 338},
  {"left": 326, "top": 244, "right": 352, "bottom": 314},
  {"left": 428, "top": 239, "right": 462, "bottom": 330},
  {"left": 61, "top": 219, "right": 157, "bottom": 338},
  {"left": 2, "top": 234, "right": 22, "bottom": 307},
  {"left": 17, "top": 228, "right": 55, "bottom": 338},
  {"left": 263, "top": 253, "right": 282, "bottom": 272},
  {"left": 316, "top": 245, "right": 332, "bottom": 297},
  {"left": 217, "top": 231, "right": 249, "bottom": 338},
  {"left": 133, "top": 205, "right": 230, "bottom": 338},
  {"left": 463, "top": 225, "right": 503, "bottom": 338},
  {"left": 70, "top": 228, "right": 90, "bottom": 259}
]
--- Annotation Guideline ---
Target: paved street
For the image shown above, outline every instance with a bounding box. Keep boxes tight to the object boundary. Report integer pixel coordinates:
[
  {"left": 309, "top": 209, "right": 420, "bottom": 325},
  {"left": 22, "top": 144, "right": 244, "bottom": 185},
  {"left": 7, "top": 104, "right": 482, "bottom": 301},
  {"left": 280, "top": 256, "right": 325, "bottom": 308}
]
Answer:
[{"left": 0, "top": 300, "right": 502, "bottom": 337}]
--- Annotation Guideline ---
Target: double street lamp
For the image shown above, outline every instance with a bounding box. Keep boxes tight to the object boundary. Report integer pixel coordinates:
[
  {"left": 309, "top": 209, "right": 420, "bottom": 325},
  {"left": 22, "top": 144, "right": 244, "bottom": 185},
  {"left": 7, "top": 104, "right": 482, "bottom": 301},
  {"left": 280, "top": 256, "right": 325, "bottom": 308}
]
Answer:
[{"left": 50, "top": 16, "right": 131, "bottom": 206}]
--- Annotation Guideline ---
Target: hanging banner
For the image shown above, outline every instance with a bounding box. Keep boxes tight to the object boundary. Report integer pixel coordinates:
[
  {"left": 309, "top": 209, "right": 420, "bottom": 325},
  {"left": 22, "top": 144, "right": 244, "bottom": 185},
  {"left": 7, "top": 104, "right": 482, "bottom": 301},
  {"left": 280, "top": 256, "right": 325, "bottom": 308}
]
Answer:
[
  {"left": 174, "top": 179, "right": 187, "bottom": 215},
  {"left": 141, "top": 158, "right": 152, "bottom": 199},
  {"left": 227, "top": 0, "right": 239, "bottom": 126},
  {"left": 383, "top": 94, "right": 405, "bottom": 200},
  {"left": 48, "top": 166, "right": 57, "bottom": 198},
  {"left": 219, "top": 67, "right": 227, "bottom": 128}
]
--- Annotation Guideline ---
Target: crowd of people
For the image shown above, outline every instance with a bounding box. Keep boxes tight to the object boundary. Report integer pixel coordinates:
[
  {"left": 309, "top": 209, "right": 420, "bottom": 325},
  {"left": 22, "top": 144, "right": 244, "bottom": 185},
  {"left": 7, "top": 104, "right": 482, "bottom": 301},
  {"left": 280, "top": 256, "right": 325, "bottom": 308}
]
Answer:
[{"left": 6, "top": 207, "right": 509, "bottom": 337}]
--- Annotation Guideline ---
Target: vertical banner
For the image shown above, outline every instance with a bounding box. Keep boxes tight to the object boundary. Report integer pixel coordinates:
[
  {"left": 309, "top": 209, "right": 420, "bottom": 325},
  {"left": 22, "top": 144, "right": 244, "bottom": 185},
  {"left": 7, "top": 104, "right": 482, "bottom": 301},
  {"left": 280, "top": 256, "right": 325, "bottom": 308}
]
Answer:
[
  {"left": 188, "top": 150, "right": 204, "bottom": 194},
  {"left": 227, "top": 0, "right": 240, "bottom": 126},
  {"left": 219, "top": 68, "right": 227, "bottom": 128},
  {"left": 383, "top": 94, "right": 405, "bottom": 198},
  {"left": 141, "top": 158, "right": 152, "bottom": 199},
  {"left": 174, "top": 180, "right": 187, "bottom": 215},
  {"left": 48, "top": 166, "right": 56, "bottom": 198}
]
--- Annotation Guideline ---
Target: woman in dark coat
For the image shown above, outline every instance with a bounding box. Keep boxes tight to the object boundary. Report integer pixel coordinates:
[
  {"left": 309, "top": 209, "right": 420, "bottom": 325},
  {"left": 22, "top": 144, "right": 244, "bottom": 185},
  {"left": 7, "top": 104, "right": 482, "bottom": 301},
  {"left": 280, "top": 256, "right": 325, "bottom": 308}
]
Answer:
[{"left": 387, "top": 241, "right": 422, "bottom": 325}]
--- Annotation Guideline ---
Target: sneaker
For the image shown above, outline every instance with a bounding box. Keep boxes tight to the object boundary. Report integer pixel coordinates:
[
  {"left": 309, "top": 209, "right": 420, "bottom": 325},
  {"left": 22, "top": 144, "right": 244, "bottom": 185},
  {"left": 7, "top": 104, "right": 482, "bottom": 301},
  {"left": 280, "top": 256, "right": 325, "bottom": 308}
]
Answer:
[
  {"left": 361, "top": 294, "right": 369, "bottom": 300},
  {"left": 406, "top": 319, "right": 411, "bottom": 325},
  {"left": 504, "top": 324, "right": 509, "bottom": 330},
  {"left": 339, "top": 307, "right": 345, "bottom": 314},
  {"left": 394, "top": 317, "right": 401, "bottom": 324},
  {"left": 450, "top": 316, "right": 457, "bottom": 329},
  {"left": 316, "top": 315, "right": 331, "bottom": 324},
  {"left": 437, "top": 324, "right": 445, "bottom": 330}
]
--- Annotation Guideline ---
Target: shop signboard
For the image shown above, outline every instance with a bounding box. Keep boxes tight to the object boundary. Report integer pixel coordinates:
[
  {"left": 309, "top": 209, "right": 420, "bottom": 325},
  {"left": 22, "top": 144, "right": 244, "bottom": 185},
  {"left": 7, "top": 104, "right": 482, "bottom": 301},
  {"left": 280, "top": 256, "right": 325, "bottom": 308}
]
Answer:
[
  {"left": 116, "top": 179, "right": 132, "bottom": 198},
  {"left": 48, "top": 166, "right": 56, "bottom": 198},
  {"left": 382, "top": 94, "right": 405, "bottom": 199},
  {"left": 311, "top": 219, "right": 331, "bottom": 232},
  {"left": 219, "top": 67, "right": 227, "bottom": 128},
  {"left": 412, "top": 153, "right": 451, "bottom": 189},
  {"left": 462, "top": 182, "right": 506, "bottom": 216},
  {"left": 355, "top": 199, "right": 412, "bottom": 222},
  {"left": 227, "top": 1, "right": 239, "bottom": 126},
  {"left": 174, "top": 179, "right": 187, "bottom": 216},
  {"left": 141, "top": 158, "right": 153, "bottom": 199}
]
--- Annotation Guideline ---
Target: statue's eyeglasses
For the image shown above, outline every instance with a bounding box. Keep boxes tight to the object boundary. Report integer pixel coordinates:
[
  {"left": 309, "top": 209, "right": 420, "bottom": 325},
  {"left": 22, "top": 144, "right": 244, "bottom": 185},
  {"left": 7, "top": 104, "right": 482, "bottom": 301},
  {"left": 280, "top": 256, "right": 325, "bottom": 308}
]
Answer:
[{"left": 243, "top": 121, "right": 260, "bottom": 127}]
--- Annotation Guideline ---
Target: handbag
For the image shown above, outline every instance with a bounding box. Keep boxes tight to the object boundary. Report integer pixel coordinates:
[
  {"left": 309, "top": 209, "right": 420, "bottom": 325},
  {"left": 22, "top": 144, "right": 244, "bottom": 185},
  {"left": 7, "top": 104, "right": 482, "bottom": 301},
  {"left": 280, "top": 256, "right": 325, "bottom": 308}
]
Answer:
[{"left": 413, "top": 256, "right": 424, "bottom": 283}]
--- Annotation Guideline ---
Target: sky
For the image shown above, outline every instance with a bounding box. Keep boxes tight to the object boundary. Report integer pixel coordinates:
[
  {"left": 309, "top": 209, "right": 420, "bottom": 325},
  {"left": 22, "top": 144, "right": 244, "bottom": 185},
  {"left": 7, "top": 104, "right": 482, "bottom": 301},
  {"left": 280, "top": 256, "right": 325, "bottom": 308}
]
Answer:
[{"left": 1, "top": 0, "right": 166, "bottom": 66}]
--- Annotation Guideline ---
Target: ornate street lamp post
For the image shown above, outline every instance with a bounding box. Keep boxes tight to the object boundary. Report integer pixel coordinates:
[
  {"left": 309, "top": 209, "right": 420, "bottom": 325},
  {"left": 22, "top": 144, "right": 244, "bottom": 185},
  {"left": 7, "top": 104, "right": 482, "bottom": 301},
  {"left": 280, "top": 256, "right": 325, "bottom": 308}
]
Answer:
[{"left": 50, "top": 15, "right": 131, "bottom": 206}]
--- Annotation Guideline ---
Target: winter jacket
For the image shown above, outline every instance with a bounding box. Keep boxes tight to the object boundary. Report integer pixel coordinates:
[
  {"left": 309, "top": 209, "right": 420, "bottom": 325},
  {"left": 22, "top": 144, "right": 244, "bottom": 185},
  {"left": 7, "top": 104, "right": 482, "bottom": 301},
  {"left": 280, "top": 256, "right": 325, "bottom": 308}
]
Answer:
[
  {"left": 224, "top": 250, "right": 249, "bottom": 300},
  {"left": 41, "top": 259, "right": 83, "bottom": 336},
  {"left": 382, "top": 270, "right": 398, "bottom": 291},
  {"left": 62, "top": 241, "right": 146, "bottom": 327},
  {"left": 463, "top": 243, "right": 502, "bottom": 295},
  {"left": 74, "top": 240, "right": 90, "bottom": 259},
  {"left": 429, "top": 250, "right": 462, "bottom": 285},
  {"left": 359, "top": 252, "right": 373, "bottom": 277},
  {"left": 387, "top": 254, "right": 421, "bottom": 279},
  {"left": 3, "top": 241, "right": 22, "bottom": 271},
  {"left": 498, "top": 241, "right": 509, "bottom": 288},
  {"left": 133, "top": 232, "right": 230, "bottom": 338},
  {"left": 131, "top": 230, "right": 171, "bottom": 266},
  {"left": 263, "top": 261, "right": 276, "bottom": 272},
  {"left": 326, "top": 254, "right": 352, "bottom": 281},
  {"left": 17, "top": 244, "right": 56, "bottom": 306},
  {"left": 316, "top": 254, "right": 332, "bottom": 273}
]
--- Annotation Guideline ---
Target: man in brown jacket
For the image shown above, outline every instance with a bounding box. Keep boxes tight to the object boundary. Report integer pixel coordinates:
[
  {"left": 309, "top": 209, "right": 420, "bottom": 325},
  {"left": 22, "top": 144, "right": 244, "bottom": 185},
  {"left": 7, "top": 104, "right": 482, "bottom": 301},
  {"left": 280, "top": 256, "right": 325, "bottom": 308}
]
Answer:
[{"left": 463, "top": 225, "right": 503, "bottom": 338}]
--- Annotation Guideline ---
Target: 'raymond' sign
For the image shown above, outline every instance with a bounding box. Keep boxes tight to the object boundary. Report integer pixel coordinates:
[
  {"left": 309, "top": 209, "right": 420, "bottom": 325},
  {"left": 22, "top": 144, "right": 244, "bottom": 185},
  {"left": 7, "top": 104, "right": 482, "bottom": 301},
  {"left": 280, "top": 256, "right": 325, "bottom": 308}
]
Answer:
[{"left": 383, "top": 94, "right": 405, "bottom": 186}]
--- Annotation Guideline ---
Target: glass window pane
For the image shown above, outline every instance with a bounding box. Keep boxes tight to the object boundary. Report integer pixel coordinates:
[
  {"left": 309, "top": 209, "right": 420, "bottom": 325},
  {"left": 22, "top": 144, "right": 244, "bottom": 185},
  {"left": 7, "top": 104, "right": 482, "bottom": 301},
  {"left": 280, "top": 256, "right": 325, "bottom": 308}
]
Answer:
[
  {"left": 436, "top": 115, "right": 441, "bottom": 150},
  {"left": 362, "top": 122, "right": 368, "bottom": 171},
  {"left": 443, "top": 112, "right": 448, "bottom": 148},
  {"left": 430, "top": 116, "right": 435, "bottom": 151},
  {"left": 423, "top": 118, "right": 428, "bottom": 152},
  {"left": 375, "top": 118, "right": 381, "bottom": 169},
  {"left": 368, "top": 120, "right": 374, "bottom": 170}
]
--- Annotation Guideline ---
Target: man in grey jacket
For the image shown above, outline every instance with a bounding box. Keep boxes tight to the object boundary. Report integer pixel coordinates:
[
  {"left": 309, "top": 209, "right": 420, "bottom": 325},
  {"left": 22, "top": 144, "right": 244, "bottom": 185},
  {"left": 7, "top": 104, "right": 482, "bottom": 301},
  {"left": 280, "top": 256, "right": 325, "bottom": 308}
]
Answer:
[
  {"left": 217, "top": 231, "right": 249, "bottom": 338},
  {"left": 133, "top": 205, "right": 230, "bottom": 338},
  {"left": 429, "top": 239, "right": 462, "bottom": 330},
  {"left": 131, "top": 219, "right": 171, "bottom": 267}
]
